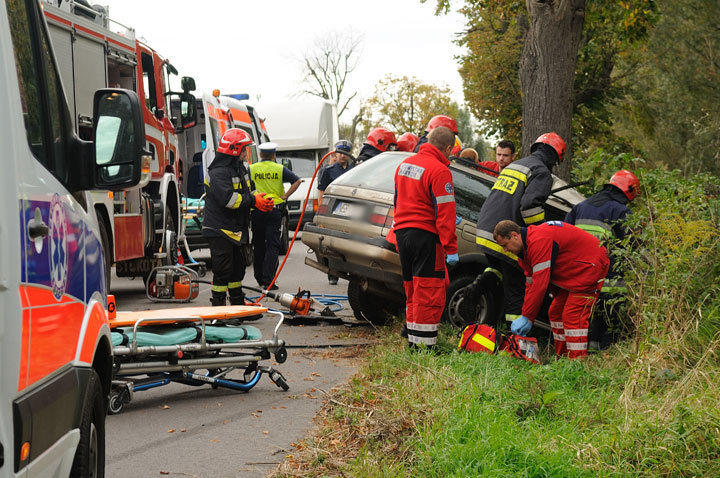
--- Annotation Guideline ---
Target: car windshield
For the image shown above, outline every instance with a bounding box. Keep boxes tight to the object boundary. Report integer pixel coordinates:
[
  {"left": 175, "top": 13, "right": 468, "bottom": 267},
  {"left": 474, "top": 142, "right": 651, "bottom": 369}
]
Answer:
[
  {"left": 332, "top": 152, "right": 409, "bottom": 193},
  {"left": 278, "top": 155, "right": 316, "bottom": 178}
]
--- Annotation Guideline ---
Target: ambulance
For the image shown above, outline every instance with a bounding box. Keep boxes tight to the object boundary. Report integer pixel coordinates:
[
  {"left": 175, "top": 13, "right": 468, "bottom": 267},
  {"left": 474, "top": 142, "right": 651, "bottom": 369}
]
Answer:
[{"left": 0, "top": 0, "right": 146, "bottom": 476}]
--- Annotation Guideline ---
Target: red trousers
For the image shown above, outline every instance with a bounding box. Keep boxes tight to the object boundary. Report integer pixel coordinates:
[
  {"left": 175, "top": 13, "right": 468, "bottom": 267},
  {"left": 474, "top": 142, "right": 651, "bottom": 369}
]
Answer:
[
  {"left": 548, "top": 287, "right": 601, "bottom": 358},
  {"left": 395, "top": 228, "right": 449, "bottom": 346}
]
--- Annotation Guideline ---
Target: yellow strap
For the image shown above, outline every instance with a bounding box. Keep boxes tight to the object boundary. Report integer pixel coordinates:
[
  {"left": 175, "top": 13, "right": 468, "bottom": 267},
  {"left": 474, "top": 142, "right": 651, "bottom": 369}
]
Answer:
[
  {"left": 472, "top": 333, "right": 496, "bottom": 352},
  {"left": 523, "top": 211, "right": 545, "bottom": 224},
  {"left": 476, "top": 236, "right": 518, "bottom": 261}
]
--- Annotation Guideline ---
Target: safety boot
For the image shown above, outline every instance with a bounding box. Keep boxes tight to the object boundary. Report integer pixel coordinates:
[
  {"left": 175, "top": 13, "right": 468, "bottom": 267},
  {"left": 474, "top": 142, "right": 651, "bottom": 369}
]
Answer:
[
  {"left": 228, "top": 289, "right": 246, "bottom": 306},
  {"left": 210, "top": 290, "right": 227, "bottom": 307}
]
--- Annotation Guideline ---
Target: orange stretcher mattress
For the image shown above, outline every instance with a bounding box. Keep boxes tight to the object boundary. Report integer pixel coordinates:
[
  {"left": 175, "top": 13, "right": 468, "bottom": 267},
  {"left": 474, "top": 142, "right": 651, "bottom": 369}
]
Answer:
[{"left": 110, "top": 305, "right": 268, "bottom": 328}]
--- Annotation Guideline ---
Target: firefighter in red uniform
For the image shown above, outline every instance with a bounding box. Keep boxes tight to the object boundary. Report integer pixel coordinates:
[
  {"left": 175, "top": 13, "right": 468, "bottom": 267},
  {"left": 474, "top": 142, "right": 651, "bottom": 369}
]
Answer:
[
  {"left": 202, "top": 128, "right": 274, "bottom": 306},
  {"left": 392, "top": 126, "right": 458, "bottom": 349},
  {"left": 494, "top": 220, "right": 609, "bottom": 358}
]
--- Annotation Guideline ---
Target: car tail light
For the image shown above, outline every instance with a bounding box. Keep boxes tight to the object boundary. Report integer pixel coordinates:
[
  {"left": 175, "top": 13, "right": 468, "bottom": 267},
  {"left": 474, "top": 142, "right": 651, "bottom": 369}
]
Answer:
[
  {"left": 317, "top": 197, "right": 329, "bottom": 215},
  {"left": 370, "top": 206, "right": 390, "bottom": 227},
  {"left": 385, "top": 207, "right": 394, "bottom": 228},
  {"left": 313, "top": 199, "right": 318, "bottom": 211}
]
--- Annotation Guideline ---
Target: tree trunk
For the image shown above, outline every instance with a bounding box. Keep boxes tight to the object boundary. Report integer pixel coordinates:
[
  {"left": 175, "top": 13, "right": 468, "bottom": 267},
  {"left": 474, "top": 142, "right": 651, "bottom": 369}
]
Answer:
[{"left": 519, "top": 0, "right": 585, "bottom": 180}]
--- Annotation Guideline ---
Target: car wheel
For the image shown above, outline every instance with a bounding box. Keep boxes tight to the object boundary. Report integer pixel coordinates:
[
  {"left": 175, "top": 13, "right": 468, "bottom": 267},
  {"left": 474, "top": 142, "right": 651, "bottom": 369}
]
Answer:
[
  {"left": 444, "top": 273, "right": 500, "bottom": 330},
  {"left": 279, "top": 214, "right": 290, "bottom": 255},
  {"left": 347, "top": 280, "right": 394, "bottom": 325},
  {"left": 71, "top": 370, "right": 105, "bottom": 478}
]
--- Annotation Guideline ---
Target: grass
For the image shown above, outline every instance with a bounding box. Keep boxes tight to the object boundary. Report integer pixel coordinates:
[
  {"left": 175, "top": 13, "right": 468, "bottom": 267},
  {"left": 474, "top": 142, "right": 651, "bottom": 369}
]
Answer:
[{"left": 273, "top": 322, "right": 720, "bottom": 477}]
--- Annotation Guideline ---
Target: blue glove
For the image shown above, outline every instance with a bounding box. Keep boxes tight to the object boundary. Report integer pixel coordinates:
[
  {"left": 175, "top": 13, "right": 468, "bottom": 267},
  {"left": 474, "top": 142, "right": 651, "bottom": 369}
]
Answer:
[
  {"left": 511, "top": 315, "right": 532, "bottom": 336},
  {"left": 455, "top": 215, "right": 462, "bottom": 225},
  {"left": 446, "top": 253, "right": 459, "bottom": 266}
]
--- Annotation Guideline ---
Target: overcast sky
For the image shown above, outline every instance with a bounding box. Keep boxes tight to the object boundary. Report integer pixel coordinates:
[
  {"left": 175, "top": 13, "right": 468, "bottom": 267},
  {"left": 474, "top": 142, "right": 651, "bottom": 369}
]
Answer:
[{"left": 101, "top": 0, "right": 467, "bottom": 120}]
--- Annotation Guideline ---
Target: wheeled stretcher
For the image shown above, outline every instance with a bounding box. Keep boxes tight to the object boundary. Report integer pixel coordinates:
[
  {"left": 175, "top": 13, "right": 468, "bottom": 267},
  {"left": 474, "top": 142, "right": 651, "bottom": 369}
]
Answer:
[{"left": 108, "top": 305, "right": 289, "bottom": 414}]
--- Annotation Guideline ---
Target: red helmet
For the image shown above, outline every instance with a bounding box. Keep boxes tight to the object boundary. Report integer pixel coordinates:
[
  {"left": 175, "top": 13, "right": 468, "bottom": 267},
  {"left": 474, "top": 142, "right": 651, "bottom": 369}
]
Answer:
[
  {"left": 608, "top": 169, "right": 640, "bottom": 201},
  {"left": 366, "top": 127, "right": 397, "bottom": 152},
  {"left": 396, "top": 132, "right": 419, "bottom": 152},
  {"left": 532, "top": 132, "right": 566, "bottom": 163},
  {"left": 216, "top": 128, "right": 253, "bottom": 156},
  {"left": 426, "top": 115, "right": 458, "bottom": 134}
]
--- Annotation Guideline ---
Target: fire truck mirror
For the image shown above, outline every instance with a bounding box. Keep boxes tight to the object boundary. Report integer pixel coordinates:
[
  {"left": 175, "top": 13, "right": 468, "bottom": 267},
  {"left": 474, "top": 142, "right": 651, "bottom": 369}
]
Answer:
[
  {"left": 181, "top": 76, "right": 196, "bottom": 92},
  {"left": 92, "top": 89, "right": 147, "bottom": 191}
]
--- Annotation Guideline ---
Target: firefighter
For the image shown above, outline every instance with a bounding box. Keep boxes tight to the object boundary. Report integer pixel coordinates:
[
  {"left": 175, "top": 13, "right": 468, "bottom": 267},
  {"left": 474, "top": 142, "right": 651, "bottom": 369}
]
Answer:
[
  {"left": 413, "top": 114, "right": 458, "bottom": 152},
  {"left": 202, "top": 129, "right": 274, "bottom": 306},
  {"left": 317, "top": 139, "right": 355, "bottom": 285},
  {"left": 392, "top": 126, "right": 458, "bottom": 349},
  {"left": 396, "top": 132, "right": 420, "bottom": 153},
  {"left": 249, "top": 142, "right": 302, "bottom": 290},
  {"left": 494, "top": 220, "right": 609, "bottom": 358},
  {"left": 356, "top": 127, "right": 397, "bottom": 164},
  {"left": 565, "top": 169, "right": 641, "bottom": 348},
  {"left": 468, "top": 132, "right": 566, "bottom": 327}
]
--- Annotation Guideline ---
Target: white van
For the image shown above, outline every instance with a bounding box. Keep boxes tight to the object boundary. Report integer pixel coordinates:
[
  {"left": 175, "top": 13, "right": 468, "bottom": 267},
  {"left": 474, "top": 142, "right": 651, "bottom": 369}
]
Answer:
[
  {"left": 0, "top": 1, "right": 146, "bottom": 476},
  {"left": 256, "top": 100, "right": 339, "bottom": 230}
]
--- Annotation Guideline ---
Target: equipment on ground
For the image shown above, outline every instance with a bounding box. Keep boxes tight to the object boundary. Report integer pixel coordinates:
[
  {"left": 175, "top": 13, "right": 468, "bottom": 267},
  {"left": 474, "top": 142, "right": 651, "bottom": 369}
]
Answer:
[
  {"left": 146, "top": 265, "right": 205, "bottom": 302},
  {"left": 458, "top": 323, "right": 541, "bottom": 364},
  {"left": 108, "top": 305, "right": 288, "bottom": 415},
  {"left": 243, "top": 285, "right": 336, "bottom": 318}
]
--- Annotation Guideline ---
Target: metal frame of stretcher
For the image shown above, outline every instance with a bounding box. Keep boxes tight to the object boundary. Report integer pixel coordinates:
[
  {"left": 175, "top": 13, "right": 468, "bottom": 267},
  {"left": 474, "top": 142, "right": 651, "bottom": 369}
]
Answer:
[{"left": 108, "top": 308, "right": 288, "bottom": 414}]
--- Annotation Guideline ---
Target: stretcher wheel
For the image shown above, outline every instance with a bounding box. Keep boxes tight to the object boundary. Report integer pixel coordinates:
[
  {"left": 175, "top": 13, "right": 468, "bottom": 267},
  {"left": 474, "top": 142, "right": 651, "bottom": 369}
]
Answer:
[
  {"left": 271, "top": 371, "right": 289, "bottom": 391},
  {"left": 108, "top": 391, "right": 125, "bottom": 415},
  {"left": 274, "top": 347, "right": 288, "bottom": 364}
]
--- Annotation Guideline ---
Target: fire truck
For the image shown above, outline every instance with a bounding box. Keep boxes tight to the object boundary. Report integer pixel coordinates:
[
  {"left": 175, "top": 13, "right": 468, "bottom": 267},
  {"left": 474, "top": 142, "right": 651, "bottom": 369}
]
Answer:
[{"left": 42, "top": 0, "right": 197, "bottom": 284}]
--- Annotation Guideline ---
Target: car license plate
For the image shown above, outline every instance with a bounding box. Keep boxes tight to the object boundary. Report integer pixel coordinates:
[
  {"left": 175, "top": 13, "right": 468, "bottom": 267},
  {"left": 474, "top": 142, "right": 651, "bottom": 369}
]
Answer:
[{"left": 333, "top": 201, "right": 364, "bottom": 219}]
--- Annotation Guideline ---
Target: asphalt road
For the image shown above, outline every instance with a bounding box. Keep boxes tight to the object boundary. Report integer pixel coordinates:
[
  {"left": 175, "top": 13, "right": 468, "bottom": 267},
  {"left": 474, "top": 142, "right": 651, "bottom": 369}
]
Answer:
[{"left": 105, "top": 236, "right": 373, "bottom": 477}]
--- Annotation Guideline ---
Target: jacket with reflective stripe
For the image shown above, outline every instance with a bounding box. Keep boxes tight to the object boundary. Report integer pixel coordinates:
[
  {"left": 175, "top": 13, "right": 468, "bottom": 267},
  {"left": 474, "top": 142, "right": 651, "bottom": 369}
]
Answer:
[
  {"left": 475, "top": 149, "right": 555, "bottom": 264},
  {"left": 202, "top": 153, "right": 255, "bottom": 244},
  {"left": 392, "top": 143, "right": 458, "bottom": 255},
  {"left": 519, "top": 222, "right": 609, "bottom": 321},
  {"left": 250, "top": 160, "right": 286, "bottom": 204}
]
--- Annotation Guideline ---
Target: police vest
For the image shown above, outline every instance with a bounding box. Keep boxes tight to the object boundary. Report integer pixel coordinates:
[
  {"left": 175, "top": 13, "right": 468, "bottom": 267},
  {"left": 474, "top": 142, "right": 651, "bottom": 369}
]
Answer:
[{"left": 249, "top": 160, "right": 285, "bottom": 204}]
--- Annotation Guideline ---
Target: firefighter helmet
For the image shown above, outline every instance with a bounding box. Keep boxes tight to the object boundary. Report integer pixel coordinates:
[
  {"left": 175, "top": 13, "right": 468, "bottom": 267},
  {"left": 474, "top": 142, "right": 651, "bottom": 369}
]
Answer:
[
  {"left": 531, "top": 132, "right": 566, "bottom": 163},
  {"left": 217, "top": 128, "right": 253, "bottom": 157},
  {"left": 426, "top": 114, "right": 458, "bottom": 134},
  {"left": 608, "top": 169, "right": 641, "bottom": 201},
  {"left": 396, "top": 132, "right": 419, "bottom": 152},
  {"left": 366, "top": 127, "right": 397, "bottom": 152}
]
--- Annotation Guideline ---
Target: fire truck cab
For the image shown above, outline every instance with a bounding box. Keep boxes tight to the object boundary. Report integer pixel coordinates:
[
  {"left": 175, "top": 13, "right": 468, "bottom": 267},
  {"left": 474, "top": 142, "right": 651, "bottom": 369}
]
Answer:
[{"left": 0, "top": 0, "right": 146, "bottom": 476}]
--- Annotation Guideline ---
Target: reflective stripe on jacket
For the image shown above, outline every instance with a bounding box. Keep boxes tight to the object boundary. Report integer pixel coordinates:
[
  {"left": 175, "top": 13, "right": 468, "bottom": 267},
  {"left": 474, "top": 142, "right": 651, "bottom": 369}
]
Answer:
[
  {"left": 475, "top": 149, "right": 555, "bottom": 264},
  {"left": 392, "top": 143, "right": 458, "bottom": 255},
  {"left": 519, "top": 222, "right": 609, "bottom": 321}
]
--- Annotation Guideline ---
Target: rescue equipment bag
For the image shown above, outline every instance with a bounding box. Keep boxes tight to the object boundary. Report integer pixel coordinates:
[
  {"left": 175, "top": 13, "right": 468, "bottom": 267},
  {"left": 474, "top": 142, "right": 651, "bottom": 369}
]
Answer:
[{"left": 459, "top": 323, "right": 541, "bottom": 364}]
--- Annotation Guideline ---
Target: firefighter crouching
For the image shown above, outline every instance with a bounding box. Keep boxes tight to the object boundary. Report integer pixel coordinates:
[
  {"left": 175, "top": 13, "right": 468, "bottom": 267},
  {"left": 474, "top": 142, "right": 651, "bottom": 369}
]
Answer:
[
  {"left": 250, "top": 142, "right": 302, "bottom": 290},
  {"left": 392, "top": 126, "right": 458, "bottom": 349},
  {"left": 494, "top": 220, "right": 609, "bottom": 358},
  {"left": 202, "top": 128, "right": 274, "bottom": 306}
]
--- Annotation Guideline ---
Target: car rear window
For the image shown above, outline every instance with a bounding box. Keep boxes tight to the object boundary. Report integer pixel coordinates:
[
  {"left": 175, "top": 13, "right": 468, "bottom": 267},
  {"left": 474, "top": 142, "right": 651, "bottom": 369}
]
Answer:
[{"left": 331, "top": 153, "right": 407, "bottom": 192}]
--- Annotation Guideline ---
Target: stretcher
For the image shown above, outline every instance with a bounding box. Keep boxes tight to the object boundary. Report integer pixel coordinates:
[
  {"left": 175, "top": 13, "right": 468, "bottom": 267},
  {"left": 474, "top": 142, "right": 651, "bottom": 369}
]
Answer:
[{"left": 108, "top": 305, "right": 288, "bottom": 414}]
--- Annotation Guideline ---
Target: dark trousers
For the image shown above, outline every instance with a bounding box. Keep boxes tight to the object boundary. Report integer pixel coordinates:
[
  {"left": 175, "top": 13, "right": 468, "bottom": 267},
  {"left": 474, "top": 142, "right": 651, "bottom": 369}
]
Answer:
[
  {"left": 251, "top": 208, "right": 282, "bottom": 286},
  {"left": 206, "top": 236, "right": 246, "bottom": 305},
  {"left": 486, "top": 254, "right": 526, "bottom": 322},
  {"left": 396, "top": 228, "right": 448, "bottom": 346}
]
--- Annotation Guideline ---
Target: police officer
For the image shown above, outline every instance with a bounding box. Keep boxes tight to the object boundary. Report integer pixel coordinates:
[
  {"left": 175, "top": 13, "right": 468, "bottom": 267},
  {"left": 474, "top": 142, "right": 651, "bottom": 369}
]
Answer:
[
  {"left": 469, "top": 132, "right": 566, "bottom": 327},
  {"left": 203, "top": 129, "right": 274, "bottom": 306},
  {"left": 249, "top": 142, "right": 302, "bottom": 290},
  {"left": 317, "top": 139, "right": 355, "bottom": 284}
]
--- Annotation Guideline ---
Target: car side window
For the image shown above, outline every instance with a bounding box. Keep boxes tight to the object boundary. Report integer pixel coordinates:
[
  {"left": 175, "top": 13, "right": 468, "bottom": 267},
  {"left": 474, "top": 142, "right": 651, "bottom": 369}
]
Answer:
[
  {"left": 451, "top": 168, "right": 492, "bottom": 224},
  {"left": 7, "top": 0, "right": 68, "bottom": 180}
]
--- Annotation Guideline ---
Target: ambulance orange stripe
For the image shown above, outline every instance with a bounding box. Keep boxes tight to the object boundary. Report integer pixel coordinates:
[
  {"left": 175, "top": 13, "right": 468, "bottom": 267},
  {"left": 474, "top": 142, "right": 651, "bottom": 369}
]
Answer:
[
  {"left": 107, "top": 37, "right": 135, "bottom": 53},
  {"left": 18, "top": 307, "right": 30, "bottom": 391},
  {"left": 78, "top": 302, "right": 107, "bottom": 364},
  {"left": 229, "top": 108, "right": 252, "bottom": 125}
]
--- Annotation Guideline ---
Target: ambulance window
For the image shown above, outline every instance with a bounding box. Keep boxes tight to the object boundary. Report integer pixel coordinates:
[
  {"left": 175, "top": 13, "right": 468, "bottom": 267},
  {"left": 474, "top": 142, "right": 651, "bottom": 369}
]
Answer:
[
  {"left": 208, "top": 117, "right": 220, "bottom": 151},
  {"left": 6, "top": 0, "right": 47, "bottom": 165},
  {"left": 141, "top": 52, "right": 157, "bottom": 113}
]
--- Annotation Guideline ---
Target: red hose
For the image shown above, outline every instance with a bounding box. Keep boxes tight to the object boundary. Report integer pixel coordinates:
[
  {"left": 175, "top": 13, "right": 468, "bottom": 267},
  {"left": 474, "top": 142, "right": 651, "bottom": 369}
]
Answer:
[{"left": 256, "top": 151, "right": 334, "bottom": 302}]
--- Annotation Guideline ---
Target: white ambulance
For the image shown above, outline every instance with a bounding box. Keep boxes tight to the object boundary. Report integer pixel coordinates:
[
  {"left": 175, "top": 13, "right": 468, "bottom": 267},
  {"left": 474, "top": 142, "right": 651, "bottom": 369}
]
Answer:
[{"left": 0, "top": 0, "right": 146, "bottom": 476}]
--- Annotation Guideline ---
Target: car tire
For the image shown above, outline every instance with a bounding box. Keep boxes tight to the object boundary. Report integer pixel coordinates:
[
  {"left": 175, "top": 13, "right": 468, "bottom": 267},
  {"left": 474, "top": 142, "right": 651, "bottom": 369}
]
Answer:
[
  {"left": 444, "top": 273, "right": 500, "bottom": 330},
  {"left": 71, "top": 370, "right": 106, "bottom": 478},
  {"left": 347, "top": 280, "right": 393, "bottom": 325},
  {"left": 279, "top": 214, "right": 290, "bottom": 256}
]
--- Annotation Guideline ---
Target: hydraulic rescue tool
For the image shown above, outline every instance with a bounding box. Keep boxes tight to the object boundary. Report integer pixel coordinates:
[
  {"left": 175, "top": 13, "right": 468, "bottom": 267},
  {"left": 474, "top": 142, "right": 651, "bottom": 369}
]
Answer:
[
  {"left": 146, "top": 265, "right": 204, "bottom": 303},
  {"left": 242, "top": 286, "right": 336, "bottom": 318}
]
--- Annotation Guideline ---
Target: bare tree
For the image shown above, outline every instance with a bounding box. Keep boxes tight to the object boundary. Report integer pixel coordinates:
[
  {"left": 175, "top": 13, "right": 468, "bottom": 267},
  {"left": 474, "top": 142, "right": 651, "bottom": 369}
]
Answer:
[{"left": 299, "top": 30, "right": 363, "bottom": 119}]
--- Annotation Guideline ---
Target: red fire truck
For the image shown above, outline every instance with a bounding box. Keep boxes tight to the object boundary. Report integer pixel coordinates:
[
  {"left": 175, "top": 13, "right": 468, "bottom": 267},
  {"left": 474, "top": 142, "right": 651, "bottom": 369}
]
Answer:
[{"left": 43, "top": 0, "right": 197, "bottom": 285}]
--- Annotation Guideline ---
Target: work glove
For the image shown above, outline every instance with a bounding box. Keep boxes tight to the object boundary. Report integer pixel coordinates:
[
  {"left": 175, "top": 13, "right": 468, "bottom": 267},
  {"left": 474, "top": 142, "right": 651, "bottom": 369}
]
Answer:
[
  {"left": 254, "top": 192, "right": 274, "bottom": 212},
  {"left": 446, "top": 253, "right": 459, "bottom": 266},
  {"left": 510, "top": 315, "right": 532, "bottom": 336},
  {"left": 455, "top": 215, "right": 462, "bottom": 225}
]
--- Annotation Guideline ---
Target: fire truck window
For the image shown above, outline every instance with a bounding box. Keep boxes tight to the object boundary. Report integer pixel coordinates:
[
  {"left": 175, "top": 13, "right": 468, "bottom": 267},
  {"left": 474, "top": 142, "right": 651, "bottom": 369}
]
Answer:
[
  {"left": 6, "top": 0, "right": 47, "bottom": 165},
  {"left": 141, "top": 52, "right": 157, "bottom": 113}
]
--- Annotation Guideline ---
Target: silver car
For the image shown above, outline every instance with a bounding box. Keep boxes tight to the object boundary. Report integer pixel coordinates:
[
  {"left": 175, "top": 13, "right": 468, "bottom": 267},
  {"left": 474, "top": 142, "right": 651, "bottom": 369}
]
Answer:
[{"left": 302, "top": 152, "right": 584, "bottom": 327}]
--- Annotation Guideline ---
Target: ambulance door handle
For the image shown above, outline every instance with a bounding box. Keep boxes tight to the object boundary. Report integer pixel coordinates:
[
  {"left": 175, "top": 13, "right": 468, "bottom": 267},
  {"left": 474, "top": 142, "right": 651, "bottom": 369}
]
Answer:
[{"left": 28, "top": 207, "right": 49, "bottom": 240}]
